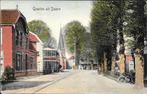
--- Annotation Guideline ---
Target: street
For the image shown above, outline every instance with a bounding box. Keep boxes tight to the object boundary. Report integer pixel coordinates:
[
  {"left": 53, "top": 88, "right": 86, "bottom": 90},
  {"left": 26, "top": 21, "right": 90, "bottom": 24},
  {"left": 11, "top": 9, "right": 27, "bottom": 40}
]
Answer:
[{"left": 1, "top": 70, "right": 147, "bottom": 94}]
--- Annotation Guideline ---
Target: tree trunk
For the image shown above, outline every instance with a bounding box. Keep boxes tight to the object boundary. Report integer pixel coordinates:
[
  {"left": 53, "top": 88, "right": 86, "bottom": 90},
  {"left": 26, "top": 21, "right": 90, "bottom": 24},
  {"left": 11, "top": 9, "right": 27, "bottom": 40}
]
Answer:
[
  {"left": 135, "top": 53, "right": 144, "bottom": 88},
  {"left": 75, "top": 41, "right": 80, "bottom": 69}
]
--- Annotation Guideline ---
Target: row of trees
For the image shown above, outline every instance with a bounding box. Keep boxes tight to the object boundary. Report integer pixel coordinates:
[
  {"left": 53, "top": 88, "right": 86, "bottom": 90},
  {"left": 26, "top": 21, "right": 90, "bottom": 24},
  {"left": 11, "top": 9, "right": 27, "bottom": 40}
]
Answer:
[
  {"left": 91, "top": 1, "right": 118, "bottom": 71},
  {"left": 46, "top": 0, "right": 145, "bottom": 70},
  {"left": 90, "top": 0, "right": 145, "bottom": 72}
]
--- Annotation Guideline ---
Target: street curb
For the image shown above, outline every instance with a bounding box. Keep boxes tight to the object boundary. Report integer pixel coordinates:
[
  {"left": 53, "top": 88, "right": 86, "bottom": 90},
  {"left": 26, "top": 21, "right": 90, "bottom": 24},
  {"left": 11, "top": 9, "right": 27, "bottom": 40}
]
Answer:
[{"left": 103, "top": 73, "right": 119, "bottom": 82}]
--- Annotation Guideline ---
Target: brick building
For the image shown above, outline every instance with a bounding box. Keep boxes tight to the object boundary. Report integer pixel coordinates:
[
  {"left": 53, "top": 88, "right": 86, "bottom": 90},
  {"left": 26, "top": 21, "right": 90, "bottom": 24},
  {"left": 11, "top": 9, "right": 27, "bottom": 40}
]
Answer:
[{"left": 0, "top": 9, "right": 37, "bottom": 77}]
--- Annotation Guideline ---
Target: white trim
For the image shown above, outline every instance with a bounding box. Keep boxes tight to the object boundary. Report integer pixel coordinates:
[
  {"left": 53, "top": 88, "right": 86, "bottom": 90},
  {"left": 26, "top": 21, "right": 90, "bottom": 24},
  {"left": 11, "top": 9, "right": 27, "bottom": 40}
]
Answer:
[{"left": 43, "top": 60, "right": 58, "bottom": 62}]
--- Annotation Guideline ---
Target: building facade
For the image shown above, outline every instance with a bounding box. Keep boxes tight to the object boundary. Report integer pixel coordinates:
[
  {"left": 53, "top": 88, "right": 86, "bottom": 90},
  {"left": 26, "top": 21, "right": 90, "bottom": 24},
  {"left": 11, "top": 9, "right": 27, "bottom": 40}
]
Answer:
[
  {"left": 43, "top": 48, "right": 60, "bottom": 74},
  {"left": 0, "top": 9, "right": 37, "bottom": 77},
  {"left": 29, "top": 32, "right": 44, "bottom": 73},
  {"left": 28, "top": 32, "right": 38, "bottom": 75}
]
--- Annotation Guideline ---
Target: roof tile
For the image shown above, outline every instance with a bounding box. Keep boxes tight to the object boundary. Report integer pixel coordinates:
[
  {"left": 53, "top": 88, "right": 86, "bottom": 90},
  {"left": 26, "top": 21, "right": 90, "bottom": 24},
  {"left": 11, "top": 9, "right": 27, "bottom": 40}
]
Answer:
[{"left": 0, "top": 9, "right": 21, "bottom": 24}]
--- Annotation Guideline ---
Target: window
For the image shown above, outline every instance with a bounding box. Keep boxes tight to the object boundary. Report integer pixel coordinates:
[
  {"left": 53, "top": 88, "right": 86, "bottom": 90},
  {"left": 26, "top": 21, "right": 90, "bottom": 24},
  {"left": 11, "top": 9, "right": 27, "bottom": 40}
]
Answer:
[
  {"left": 16, "top": 53, "right": 22, "bottom": 71},
  {"left": 15, "top": 30, "right": 19, "bottom": 46},
  {"left": 52, "top": 51, "right": 56, "bottom": 56},
  {"left": 26, "top": 37, "right": 28, "bottom": 49},
  {"left": 20, "top": 32, "right": 23, "bottom": 46},
  {"left": 49, "top": 51, "right": 52, "bottom": 56},
  {"left": 30, "top": 57, "right": 34, "bottom": 69}
]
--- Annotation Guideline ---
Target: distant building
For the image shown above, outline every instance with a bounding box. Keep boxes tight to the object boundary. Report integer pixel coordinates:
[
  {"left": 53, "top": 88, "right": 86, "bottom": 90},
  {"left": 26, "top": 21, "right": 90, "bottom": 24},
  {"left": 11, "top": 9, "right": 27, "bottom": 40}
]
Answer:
[
  {"left": 0, "top": 9, "right": 37, "bottom": 77},
  {"left": 67, "top": 55, "right": 75, "bottom": 69},
  {"left": 43, "top": 48, "right": 60, "bottom": 74},
  {"left": 28, "top": 32, "right": 38, "bottom": 75},
  {"left": 29, "top": 32, "right": 44, "bottom": 73}
]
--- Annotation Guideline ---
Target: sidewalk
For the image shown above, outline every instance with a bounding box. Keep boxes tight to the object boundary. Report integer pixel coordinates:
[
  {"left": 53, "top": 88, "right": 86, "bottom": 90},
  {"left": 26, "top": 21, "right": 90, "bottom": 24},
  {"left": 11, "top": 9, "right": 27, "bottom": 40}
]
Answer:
[
  {"left": 1, "top": 69, "right": 74, "bottom": 94},
  {"left": 16, "top": 74, "right": 42, "bottom": 81},
  {"left": 16, "top": 69, "right": 72, "bottom": 80},
  {"left": 103, "top": 71, "right": 147, "bottom": 89}
]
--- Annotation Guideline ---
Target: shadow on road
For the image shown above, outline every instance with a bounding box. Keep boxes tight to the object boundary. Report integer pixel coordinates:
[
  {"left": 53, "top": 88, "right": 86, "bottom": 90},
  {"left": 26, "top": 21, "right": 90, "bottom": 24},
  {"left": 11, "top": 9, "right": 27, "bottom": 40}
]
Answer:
[{"left": 2, "top": 81, "right": 51, "bottom": 91}]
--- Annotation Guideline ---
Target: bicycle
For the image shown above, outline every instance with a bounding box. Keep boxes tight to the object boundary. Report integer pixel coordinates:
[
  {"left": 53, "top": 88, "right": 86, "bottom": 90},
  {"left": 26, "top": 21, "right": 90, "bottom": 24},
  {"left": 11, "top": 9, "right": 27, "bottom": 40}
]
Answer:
[{"left": 117, "top": 72, "right": 135, "bottom": 84}]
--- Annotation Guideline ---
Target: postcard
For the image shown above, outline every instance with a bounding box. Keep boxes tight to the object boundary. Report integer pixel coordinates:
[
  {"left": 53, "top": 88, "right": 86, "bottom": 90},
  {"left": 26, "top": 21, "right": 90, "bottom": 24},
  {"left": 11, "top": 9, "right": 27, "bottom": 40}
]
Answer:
[{"left": 0, "top": 0, "right": 147, "bottom": 94}]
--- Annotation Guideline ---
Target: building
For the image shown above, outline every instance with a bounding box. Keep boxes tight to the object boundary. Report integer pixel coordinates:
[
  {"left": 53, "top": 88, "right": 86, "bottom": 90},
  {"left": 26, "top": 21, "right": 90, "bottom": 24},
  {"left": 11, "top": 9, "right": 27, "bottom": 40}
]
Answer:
[
  {"left": 67, "top": 55, "right": 75, "bottom": 69},
  {"left": 0, "top": 9, "right": 37, "bottom": 77},
  {"left": 43, "top": 48, "right": 60, "bottom": 74},
  {"left": 28, "top": 32, "right": 38, "bottom": 75},
  {"left": 58, "top": 29, "right": 67, "bottom": 69},
  {"left": 29, "top": 32, "right": 44, "bottom": 73}
]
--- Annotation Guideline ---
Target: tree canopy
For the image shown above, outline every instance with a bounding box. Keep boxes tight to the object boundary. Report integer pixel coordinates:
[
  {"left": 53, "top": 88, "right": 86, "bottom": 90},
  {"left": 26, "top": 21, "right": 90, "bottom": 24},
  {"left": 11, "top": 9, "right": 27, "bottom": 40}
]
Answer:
[
  {"left": 91, "top": 1, "right": 118, "bottom": 45},
  {"left": 122, "top": 0, "right": 145, "bottom": 49},
  {"left": 28, "top": 20, "right": 51, "bottom": 43},
  {"left": 65, "top": 21, "right": 86, "bottom": 53},
  {"left": 91, "top": 1, "right": 118, "bottom": 63},
  {"left": 65, "top": 21, "right": 86, "bottom": 65}
]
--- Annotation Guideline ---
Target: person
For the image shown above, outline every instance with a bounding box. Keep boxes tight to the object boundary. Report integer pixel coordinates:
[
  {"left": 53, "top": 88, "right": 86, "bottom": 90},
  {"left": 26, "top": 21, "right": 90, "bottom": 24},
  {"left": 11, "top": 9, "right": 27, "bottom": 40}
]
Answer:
[
  {"left": 114, "top": 61, "right": 120, "bottom": 76},
  {"left": 58, "top": 65, "right": 62, "bottom": 72},
  {"left": 97, "top": 64, "right": 101, "bottom": 74}
]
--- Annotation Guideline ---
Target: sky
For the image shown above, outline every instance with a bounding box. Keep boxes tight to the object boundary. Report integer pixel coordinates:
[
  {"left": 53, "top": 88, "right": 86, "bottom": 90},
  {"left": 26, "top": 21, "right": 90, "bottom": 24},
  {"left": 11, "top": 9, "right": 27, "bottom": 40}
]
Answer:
[{"left": 1, "top": 0, "right": 92, "bottom": 46}]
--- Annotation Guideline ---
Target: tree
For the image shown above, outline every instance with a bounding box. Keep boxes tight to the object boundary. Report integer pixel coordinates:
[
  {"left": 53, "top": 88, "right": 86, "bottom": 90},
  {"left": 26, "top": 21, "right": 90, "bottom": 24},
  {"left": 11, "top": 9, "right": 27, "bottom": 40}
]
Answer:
[
  {"left": 123, "top": 0, "right": 145, "bottom": 50},
  {"left": 65, "top": 21, "right": 86, "bottom": 66},
  {"left": 91, "top": 0, "right": 118, "bottom": 71},
  {"left": 80, "top": 32, "right": 95, "bottom": 65},
  {"left": 28, "top": 20, "right": 51, "bottom": 43},
  {"left": 91, "top": 0, "right": 145, "bottom": 73}
]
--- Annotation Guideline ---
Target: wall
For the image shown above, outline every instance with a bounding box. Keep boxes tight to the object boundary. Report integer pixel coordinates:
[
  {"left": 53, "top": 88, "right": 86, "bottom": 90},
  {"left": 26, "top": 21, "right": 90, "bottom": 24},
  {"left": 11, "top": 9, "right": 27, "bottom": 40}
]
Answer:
[
  {"left": 36, "top": 42, "right": 43, "bottom": 72},
  {"left": 2, "top": 26, "right": 13, "bottom": 67}
]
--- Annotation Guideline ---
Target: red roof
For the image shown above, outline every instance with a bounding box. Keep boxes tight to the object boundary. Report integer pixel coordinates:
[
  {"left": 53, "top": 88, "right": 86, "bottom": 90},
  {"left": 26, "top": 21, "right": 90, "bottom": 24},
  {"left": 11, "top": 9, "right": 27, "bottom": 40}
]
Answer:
[
  {"left": 28, "top": 32, "right": 39, "bottom": 42},
  {"left": 28, "top": 32, "right": 38, "bottom": 51},
  {"left": 0, "top": 9, "right": 23, "bottom": 24}
]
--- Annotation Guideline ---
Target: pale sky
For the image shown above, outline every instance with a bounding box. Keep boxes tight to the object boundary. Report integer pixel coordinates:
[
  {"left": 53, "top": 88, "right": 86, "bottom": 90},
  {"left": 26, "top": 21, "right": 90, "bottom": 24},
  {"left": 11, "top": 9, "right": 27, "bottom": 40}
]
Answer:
[{"left": 1, "top": 0, "right": 92, "bottom": 46}]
